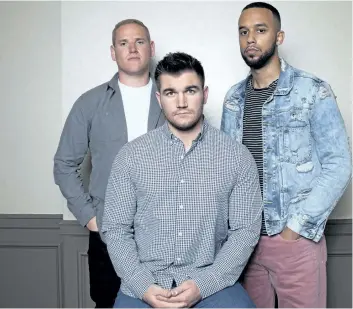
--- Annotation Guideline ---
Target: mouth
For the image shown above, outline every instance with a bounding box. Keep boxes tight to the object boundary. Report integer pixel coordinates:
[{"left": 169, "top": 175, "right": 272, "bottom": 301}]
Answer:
[
  {"left": 128, "top": 57, "right": 140, "bottom": 60},
  {"left": 245, "top": 47, "right": 260, "bottom": 54},
  {"left": 175, "top": 112, "right": 192, "bottom": 116}
]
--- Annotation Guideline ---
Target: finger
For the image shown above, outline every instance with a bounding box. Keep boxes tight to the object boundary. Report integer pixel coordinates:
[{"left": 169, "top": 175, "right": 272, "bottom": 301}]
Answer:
[
  {"left": 156, "top": 294, "right": 187, "bottom": 303},
  {"left": 154, "top": 300, "right": 187, "bottom": 308},
  {"left": 166, "top": 292, "right": 190, "bottom": 303},
  {"left": 170, "top": 285, "right": 188, "bottom": 297},
  {"left": 155, "top": 295, "right": 170, "bottom": 302},
  {"left": 154, "top": 287, "right": 172, "bottom": 298}
]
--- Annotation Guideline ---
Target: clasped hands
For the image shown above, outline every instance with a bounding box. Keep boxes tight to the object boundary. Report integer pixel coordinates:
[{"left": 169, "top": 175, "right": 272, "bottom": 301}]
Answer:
[{"left": 143, "top": 280, "right": 201, "bottom": 308}]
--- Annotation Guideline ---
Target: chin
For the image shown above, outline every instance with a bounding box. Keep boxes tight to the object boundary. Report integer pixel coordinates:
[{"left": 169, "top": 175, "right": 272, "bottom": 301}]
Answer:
[
  {"left": 121, "top": 62, "right": 145, "bottom": 72},
  {"left": 246, "top": 55, "right": 259, "bottom": 62},
  {"left": 173, "top": 119, "right": 200, "bottom": 131}
]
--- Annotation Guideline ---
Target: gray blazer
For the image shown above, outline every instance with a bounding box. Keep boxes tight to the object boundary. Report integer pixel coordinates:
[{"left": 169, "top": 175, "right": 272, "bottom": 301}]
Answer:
[{"left": 54, "top": 72, "right": 165, "bottom": 231}]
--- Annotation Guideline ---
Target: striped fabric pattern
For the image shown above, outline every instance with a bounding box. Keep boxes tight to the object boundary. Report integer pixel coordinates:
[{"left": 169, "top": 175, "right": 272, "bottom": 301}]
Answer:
[{"left": 243, "top": 78, "right": 278, "bottom": 235}]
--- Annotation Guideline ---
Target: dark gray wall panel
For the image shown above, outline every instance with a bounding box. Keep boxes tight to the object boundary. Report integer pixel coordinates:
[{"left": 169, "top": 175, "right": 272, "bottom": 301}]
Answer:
[
  {"left": 0, "top": 215, "right": 63, "bottom": 308},
  {"left": 0, "top": 215, "right": 351, "bottom": 308}
]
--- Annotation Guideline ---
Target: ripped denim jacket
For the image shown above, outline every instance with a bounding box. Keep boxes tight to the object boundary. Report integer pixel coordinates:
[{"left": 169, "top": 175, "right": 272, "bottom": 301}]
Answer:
[{"left": 221, "top": 59, "right": 352, "bottom": 242}]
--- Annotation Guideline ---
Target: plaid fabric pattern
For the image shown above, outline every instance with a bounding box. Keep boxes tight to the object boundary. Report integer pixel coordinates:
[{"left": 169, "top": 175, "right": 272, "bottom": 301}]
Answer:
[{"left": 102, "top": 119, "right": 263, "bottom": 299}]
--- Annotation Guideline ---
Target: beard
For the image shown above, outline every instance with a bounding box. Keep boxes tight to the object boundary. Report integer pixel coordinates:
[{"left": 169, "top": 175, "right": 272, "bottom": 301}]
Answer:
[{"left": 242, "top": 41, "right": 276, "bottom": 70}]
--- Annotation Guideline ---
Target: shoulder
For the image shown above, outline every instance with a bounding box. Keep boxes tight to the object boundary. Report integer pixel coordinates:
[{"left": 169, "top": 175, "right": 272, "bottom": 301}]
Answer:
[
  {"left": 223, "top": 77, "right": 248, "bottom": 101},
  {"left": 291, "top": 66, "right": 335, "bottom": 100},
  {"left": 123, "top": 127, "right": 164, "bottom": 153},
  {"left": 292, "top": 65, "right": 331, "bottom": 88},
  {"left": 207, "top": 125, "right": 252, "bottom": 159},
  {"left": 73, "top": 81, "right": 111, "bottom": 111}
]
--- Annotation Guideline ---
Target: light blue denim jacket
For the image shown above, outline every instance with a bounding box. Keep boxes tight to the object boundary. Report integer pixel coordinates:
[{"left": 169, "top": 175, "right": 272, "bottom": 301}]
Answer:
[{"left": 221, "top": 59, "right": 352, "bottom": 242}]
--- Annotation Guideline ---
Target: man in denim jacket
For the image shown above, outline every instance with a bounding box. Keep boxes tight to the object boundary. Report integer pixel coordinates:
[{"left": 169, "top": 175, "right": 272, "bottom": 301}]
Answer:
[{"left": 221, "top": 2, "right": 352, "bottom": 308}]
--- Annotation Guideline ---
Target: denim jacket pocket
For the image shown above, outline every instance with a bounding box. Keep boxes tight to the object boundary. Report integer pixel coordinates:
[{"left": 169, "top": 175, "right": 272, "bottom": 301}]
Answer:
[{"left": 282, "top": 109, "right": 312, "bottom": 164}]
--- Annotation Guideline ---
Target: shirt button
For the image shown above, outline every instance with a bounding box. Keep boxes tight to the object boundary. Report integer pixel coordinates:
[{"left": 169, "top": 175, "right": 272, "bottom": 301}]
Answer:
[
  {"left": 180, "top": 179, "right": 185, "bottom": 184},
  {"left": 176, "top": 257, "right": 181, "bottom": 262},
  {"left": 180, "top": 155, "right": 184, "bottom": 160},
  {"left": 178, "top": 232, "right": 182, "bottom": 236},
  {"left": 179, "top": 205, "right": 184, "bottom": 209}
]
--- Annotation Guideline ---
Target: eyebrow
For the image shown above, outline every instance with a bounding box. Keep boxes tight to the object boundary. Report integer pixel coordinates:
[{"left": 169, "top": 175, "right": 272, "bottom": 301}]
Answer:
[
  {"left": 117, "top": 37, "right": 146, "bottom": 43},
  {"left": 162, "top": 87, "right": 175, "bottom": 94},
  {"left": 239, "top": 23, "right": 269, "bottom": 30},
  {"left": 185, "top": 85, "right": 200, "bottom": 91}
]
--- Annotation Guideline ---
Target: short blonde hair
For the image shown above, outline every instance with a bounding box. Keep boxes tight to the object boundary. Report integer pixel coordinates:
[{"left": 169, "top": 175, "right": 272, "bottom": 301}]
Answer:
[{"left": 112, "top": 19, "right": 151, "bottom": 46}]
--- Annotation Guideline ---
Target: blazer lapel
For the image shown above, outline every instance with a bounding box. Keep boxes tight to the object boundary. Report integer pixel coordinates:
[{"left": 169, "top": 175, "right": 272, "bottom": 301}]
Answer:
[{"left": 148, "top": 82, "right": 165, "bottom": 131}]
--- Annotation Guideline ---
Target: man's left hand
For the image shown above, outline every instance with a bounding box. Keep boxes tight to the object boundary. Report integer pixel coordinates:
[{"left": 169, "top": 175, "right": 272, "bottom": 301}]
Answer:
[
  {"left": 156, "top": 280, "right": 201, "bottom": 308},
  {"left": 280, "top": 227, "right": 300, "bottom": 240}
]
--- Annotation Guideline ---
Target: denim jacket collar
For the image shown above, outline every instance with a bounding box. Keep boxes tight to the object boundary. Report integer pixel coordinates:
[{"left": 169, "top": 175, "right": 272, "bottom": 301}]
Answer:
[{"left": 234, "top": 58, "right": 295, "bottom": 100}]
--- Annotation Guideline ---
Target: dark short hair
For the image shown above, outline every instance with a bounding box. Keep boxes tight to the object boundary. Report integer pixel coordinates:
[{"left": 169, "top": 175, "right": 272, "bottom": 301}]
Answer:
[
  {"left": 154, "top": 52, "right": 205, "bottom": 91},
  {"left": 112, "top": 19, "right": 151, "bottom": 46},
  {"left": 242, "top": 2, "right": 281, "bottom": 29}
]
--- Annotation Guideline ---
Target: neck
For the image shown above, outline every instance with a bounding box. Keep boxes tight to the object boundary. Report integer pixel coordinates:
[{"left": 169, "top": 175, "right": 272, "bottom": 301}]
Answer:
[
  {"left": 169, "top": 118, "right": 203, "bottom": 152},
  {"left": 118, "top": 70, "right": 150, "bottom": 87},
  {"left": 251, "top": 55, "right": 281, "bottom": 89}
]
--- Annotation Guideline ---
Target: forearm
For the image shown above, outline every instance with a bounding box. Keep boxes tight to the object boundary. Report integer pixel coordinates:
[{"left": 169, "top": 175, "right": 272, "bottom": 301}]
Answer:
[
  {"left": 54, "top": 97, "right": 94, "bottom": 226},
  {"left": 288, "top": 82, "right": 352, "bottom": 239},
  {"left": 192, "top": 210, "right": 262, "bottom": 298},
  {"left": 103, "top": 227, "right": 156, "bottom": 299},
  {"left": 191, "top": 144, "right": 263, "bottom": 298},
  {"left": 54, "top": 158, "right": 96, "bottom": 227},
  {"left": 287, "top": 155, "right": 352, "bottom": 239},
  {"left": 102, "top": 144, "right": 155, "bottom": 299}
]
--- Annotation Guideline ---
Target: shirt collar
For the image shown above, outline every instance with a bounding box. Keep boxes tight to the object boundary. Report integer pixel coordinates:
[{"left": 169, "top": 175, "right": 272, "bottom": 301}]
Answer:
[{"left": 162, "top": 115, "right": 209, "bottom": 143}]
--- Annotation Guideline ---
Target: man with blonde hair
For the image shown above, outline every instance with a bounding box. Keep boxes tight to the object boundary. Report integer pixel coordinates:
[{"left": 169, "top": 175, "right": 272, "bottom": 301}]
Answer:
[{"left": 54, "top": 19, "right": 164, "bottom": 307}]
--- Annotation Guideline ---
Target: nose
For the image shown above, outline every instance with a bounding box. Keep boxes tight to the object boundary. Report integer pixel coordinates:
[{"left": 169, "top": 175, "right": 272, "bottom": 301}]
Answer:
[
  {"left": 177, "top": 93, "right": 188, "bottom": 108},
  {"left": 247, "top": 30, "right": 256, "bottom": 45},
  {"left": 128, "top": 42, "right": 137, "bottom": 53}
]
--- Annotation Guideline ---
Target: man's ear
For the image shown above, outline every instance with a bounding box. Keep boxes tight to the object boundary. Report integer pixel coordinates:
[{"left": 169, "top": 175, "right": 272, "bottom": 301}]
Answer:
[
  {"left": 276, "top": 30, "right": 285, "bottom": 46},
  {"left": 203, "top": 86, "right": 209, "bottom": 105},
  {"left": 156, "top": 91, "right": 162, "bottom": 108},
  {"left": 110, "top": 45, "right": 116, "bottom": 61}
]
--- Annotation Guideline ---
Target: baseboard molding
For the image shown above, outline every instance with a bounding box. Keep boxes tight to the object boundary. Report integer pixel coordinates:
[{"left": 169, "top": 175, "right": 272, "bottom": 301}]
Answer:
[
  {"left": 0, "top": 214, "right": 62, "bottom": 229},
  {"left": 0, "top": 215, "right": 351, "bottom": 308},
  {"left": 325, "top": 218, "right": 352, "bottom": 236}
]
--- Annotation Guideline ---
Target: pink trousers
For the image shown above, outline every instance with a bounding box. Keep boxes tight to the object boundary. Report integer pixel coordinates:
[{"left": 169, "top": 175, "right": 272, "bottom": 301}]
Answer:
[{"left": 243, "top": 234, "right": 327, "bottom": 308}]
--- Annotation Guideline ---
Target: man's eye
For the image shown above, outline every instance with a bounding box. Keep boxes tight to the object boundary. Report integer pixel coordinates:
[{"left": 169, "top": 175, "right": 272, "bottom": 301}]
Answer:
[
  {"left": 258, "top": 29, "right": 266, "bottom": 33},
  {"left": 137, "top": 40, "right": 145, "bottom": 45},
  {"left": 240, "top": 30, "right": 248, "bottom": 36},
  {"left": 187, "top": 89, "right": 195, "bottom": 94}
]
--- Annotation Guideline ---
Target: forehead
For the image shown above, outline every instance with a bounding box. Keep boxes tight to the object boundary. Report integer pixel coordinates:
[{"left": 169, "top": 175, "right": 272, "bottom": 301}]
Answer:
[
  {"left": 159, "top": 71, "right": 202, "bottom": 89},
  {"left": 115, "top": 23, "right": 148, "bottom": 40},
  {"left": 238, "top": 8, "right": 275, "bottom": 27}
]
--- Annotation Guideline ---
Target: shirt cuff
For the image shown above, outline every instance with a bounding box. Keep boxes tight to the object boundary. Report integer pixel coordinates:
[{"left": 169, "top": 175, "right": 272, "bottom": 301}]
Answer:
[
  {"left": 191, "top": 271, "right": 222, "bottom": 299},
  {"left": 126, "top": 270, "right": 156, "bottom": 299},
  {"left": 79, "top": 204, "right": 96, "bottom": 227},
  {"left": 286, "top": 213, "right": 314, "bottom": 240}
]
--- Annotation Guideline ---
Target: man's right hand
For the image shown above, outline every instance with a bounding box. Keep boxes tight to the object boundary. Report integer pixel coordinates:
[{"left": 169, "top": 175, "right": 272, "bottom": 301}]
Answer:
[
  {"left": 86, "top": 217, "right": 98, "bottom": 232},
  {"left": 143, "top": 284, "right": 186, "bottom": 308}
]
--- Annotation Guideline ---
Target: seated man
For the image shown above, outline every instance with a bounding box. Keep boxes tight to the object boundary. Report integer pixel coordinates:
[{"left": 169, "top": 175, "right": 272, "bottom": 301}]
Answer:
[{"left": 101, "top": 52, "right": 263, "bottom": 308}]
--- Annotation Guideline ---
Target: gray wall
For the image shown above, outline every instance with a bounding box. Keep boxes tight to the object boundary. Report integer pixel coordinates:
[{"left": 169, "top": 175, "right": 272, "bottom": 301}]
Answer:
[{"left": 0, "top": 215, "right": 351, "bottom": 308}]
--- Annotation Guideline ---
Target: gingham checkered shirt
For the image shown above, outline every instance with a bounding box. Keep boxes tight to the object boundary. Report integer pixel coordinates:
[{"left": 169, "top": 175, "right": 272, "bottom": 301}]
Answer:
[{"left": 102, "top": 119, "right": 263, "bottom": 300}]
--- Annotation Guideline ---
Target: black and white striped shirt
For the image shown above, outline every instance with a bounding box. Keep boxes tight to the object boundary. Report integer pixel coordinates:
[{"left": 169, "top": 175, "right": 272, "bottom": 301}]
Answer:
[
  {"left": 243, "top": 78, "right": 278, "bottom": 235},
  {"left": 102, "top": 119, "right": 263, "bottom": 299}
]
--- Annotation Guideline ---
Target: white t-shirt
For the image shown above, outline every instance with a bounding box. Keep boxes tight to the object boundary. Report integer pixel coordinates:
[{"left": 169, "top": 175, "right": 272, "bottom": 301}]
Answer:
[{"left": 118, "top": 78, "right": 152, "bottom": 142}]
